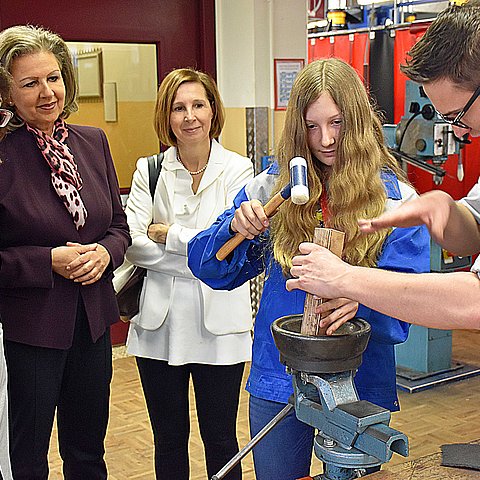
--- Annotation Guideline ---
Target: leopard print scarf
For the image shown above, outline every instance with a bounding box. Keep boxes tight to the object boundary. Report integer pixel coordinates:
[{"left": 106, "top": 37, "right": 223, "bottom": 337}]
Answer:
[{"left": 26, "top": 119, "right": 87, "bottom": 230}]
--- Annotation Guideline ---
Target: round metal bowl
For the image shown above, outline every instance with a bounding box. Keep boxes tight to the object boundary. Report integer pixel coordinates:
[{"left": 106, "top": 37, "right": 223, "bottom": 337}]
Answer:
[{"left": 271, "top": 315, "right": 371, "bottom": 373}]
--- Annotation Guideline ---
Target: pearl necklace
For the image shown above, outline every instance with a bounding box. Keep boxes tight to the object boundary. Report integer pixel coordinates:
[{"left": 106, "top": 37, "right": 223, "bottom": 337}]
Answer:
[{"left": 176, "top": 151, "right": 208, "bottom": 175}]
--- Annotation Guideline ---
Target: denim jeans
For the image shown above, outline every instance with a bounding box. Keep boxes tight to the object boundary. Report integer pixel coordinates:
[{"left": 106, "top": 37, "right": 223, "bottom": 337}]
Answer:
[{"left": 249, "top": 395, "right": 314, "bottom": 480}]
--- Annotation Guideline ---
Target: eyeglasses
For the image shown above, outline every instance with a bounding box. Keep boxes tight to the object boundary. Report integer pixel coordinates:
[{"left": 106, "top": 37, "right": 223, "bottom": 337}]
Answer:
[
  {"left": 437, "top": 85, "right": 480, "bottom": 130},
  {"left": 0, "top": 108, "right": 13, "bottom": 128}
]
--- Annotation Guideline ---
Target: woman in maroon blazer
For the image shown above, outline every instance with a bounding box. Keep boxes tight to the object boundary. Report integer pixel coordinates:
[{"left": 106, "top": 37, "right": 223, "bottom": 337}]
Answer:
[
  {"left": 0, "top": 64, "right": 14, "bottom": 480},
  {"left": 0, "top": 26, "right": 130, "bottom": 479}
]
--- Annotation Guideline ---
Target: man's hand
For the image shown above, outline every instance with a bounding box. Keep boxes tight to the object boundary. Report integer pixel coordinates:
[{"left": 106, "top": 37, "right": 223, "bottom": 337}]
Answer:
[
  {"left": 287, "top": 242, "right": 351, "bottom": 299},
  {"left": 358, "top": 190, "right": 453, "bottom": 244}
]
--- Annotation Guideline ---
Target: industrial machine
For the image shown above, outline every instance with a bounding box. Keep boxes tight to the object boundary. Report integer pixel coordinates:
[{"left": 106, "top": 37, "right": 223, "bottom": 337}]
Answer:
[
  {"left": 212, "top": 316, "right": 409, "bottom": 480},
  {"left": 394, "top": 243, "right": 479, "bottom": 393},
  {"left": 383, "top": 80, "right": 460, "bottom": 186}
]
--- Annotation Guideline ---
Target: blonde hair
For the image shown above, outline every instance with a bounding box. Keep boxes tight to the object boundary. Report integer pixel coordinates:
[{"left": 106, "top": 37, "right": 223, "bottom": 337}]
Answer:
[
  {"left": 154, "top": 68, "right": 225, "bottom": 146},
  {"left": 0, "top": 66, "right": 11, "bottom": 141},
  {"left": 0, "top": 66, "right": 10, "bottom": 101},
  {"left": 271, "top": 58, "right": 407, "bottom": 272},
  {"left": 0, "top": 25, "right": 78, "bottom": 133}
]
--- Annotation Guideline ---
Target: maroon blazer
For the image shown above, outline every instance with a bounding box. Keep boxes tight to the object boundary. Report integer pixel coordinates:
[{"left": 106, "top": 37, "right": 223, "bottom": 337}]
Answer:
[{"left": 0, "top": 124, "right": 130, "bottom": 349}]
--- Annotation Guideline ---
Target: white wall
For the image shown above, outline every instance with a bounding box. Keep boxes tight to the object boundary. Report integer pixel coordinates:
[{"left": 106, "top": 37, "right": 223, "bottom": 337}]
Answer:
[{"left": 216, "top": 0, "right": 307, "bottom": 109}]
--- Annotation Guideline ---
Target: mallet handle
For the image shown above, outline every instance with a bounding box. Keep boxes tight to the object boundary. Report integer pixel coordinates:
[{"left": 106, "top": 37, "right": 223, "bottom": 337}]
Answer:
[{"left": 215, "top": 189, "right": 288, "bottom": 261}]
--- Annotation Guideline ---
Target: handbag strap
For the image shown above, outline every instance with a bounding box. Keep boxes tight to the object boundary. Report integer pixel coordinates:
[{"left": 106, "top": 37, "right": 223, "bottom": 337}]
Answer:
[{"left": 147, "top": 152, "right": 164, "bottom": 199}]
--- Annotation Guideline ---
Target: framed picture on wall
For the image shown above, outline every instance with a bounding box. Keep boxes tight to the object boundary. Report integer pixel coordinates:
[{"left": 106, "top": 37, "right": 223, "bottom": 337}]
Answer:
[
  {"left": 274, "top": 58, "right": 304, "bottom": 110},
  {"left": 76, "top": 49, "right": 103, "bottom": 99}
]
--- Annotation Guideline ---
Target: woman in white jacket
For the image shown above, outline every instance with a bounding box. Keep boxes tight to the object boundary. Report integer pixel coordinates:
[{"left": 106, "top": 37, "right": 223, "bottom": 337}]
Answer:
[{"left": 125, "top": 68, "right": 253, "bottom": 480}]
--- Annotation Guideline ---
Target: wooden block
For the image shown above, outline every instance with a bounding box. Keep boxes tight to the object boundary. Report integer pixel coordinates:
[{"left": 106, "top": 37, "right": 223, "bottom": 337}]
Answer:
[{"left": 301, "top": 228, "right": 345, "bottom": 336}]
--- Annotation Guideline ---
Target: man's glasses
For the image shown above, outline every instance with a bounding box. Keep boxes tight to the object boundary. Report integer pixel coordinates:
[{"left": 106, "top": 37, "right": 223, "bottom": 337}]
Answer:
[
  {"left": 0, "top": 108, "right": 13, "bottom": 128},
  {"left": 437, "top": 85, "right": 480, "bottom": 130}
]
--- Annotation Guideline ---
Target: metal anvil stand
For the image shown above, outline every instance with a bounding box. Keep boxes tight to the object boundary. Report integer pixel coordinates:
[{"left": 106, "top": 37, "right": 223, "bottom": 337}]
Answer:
[{"left": 211, "top": 315, "right": 409, "bottom": 480}]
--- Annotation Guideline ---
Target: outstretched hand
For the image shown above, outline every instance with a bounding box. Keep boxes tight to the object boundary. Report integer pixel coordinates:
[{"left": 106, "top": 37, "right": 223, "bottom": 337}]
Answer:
[{"left": 358, "top": 190, "right": 453, "bottom": 244}]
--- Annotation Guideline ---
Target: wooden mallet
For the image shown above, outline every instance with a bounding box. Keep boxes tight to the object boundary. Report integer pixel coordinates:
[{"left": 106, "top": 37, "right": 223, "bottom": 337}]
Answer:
[{"left": 216, "top": 157, "right": 309, "bottom": 261}]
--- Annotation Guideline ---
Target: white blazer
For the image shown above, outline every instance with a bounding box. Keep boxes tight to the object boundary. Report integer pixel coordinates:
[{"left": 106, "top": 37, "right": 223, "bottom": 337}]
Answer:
[{"left": 125, "top": 140, "right": 254, "bottom": 334}]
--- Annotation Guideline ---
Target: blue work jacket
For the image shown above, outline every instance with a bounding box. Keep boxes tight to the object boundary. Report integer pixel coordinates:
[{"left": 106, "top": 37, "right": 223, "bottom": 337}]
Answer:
[{"left": 188, "top": 165, "right": 430, "bottom": 411}]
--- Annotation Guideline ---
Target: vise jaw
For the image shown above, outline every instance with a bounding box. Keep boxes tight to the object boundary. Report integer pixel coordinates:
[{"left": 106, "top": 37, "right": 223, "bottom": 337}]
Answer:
[{"left": 292, "top": 371, "right": 408, "bottom": 471}]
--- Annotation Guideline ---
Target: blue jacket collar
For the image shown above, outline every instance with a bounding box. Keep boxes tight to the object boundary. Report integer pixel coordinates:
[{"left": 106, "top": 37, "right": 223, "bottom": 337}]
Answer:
[{"left": 381, "top": 169, "right": 402, "bottom": 200}]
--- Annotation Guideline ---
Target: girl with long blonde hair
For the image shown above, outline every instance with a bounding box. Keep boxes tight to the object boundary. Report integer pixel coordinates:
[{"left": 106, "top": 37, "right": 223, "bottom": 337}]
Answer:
[
  {"left": 189, "top": 58, "right": 430, "bottom": 480},
  {"left": 272, "top": 58, "right": 405, "bottom": 271}
]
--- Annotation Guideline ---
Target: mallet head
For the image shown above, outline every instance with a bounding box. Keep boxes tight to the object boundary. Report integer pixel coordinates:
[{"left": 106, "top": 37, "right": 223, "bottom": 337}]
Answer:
[{"left": 289, "top": 157, "right": 309, "bottom": 205}]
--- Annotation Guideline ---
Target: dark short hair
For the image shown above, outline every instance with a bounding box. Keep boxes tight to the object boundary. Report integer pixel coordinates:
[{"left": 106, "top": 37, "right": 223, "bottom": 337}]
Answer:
[
  {"left": 0, "top": 25, "right": 78, "bottom": 128},
  {"left": 154, "top": 68, "right": 225, "bottom": 146},
  {"left": 401, "top": 0, "right": 480, "bottom": 89}
]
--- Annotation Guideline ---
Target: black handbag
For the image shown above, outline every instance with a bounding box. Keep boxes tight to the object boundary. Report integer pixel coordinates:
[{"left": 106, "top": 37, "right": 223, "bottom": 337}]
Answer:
[
  {"left": 116, "top": 265, "right": 147, "bottom": 320},
  {"left": 116, "top": 153, "right": 163, "bottom": 321}
]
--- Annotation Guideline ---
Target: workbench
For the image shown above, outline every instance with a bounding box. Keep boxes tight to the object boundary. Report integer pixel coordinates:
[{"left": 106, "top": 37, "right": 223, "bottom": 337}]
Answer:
[{"left": 364, "top": 441, "right": 480, "bottom": 479}]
